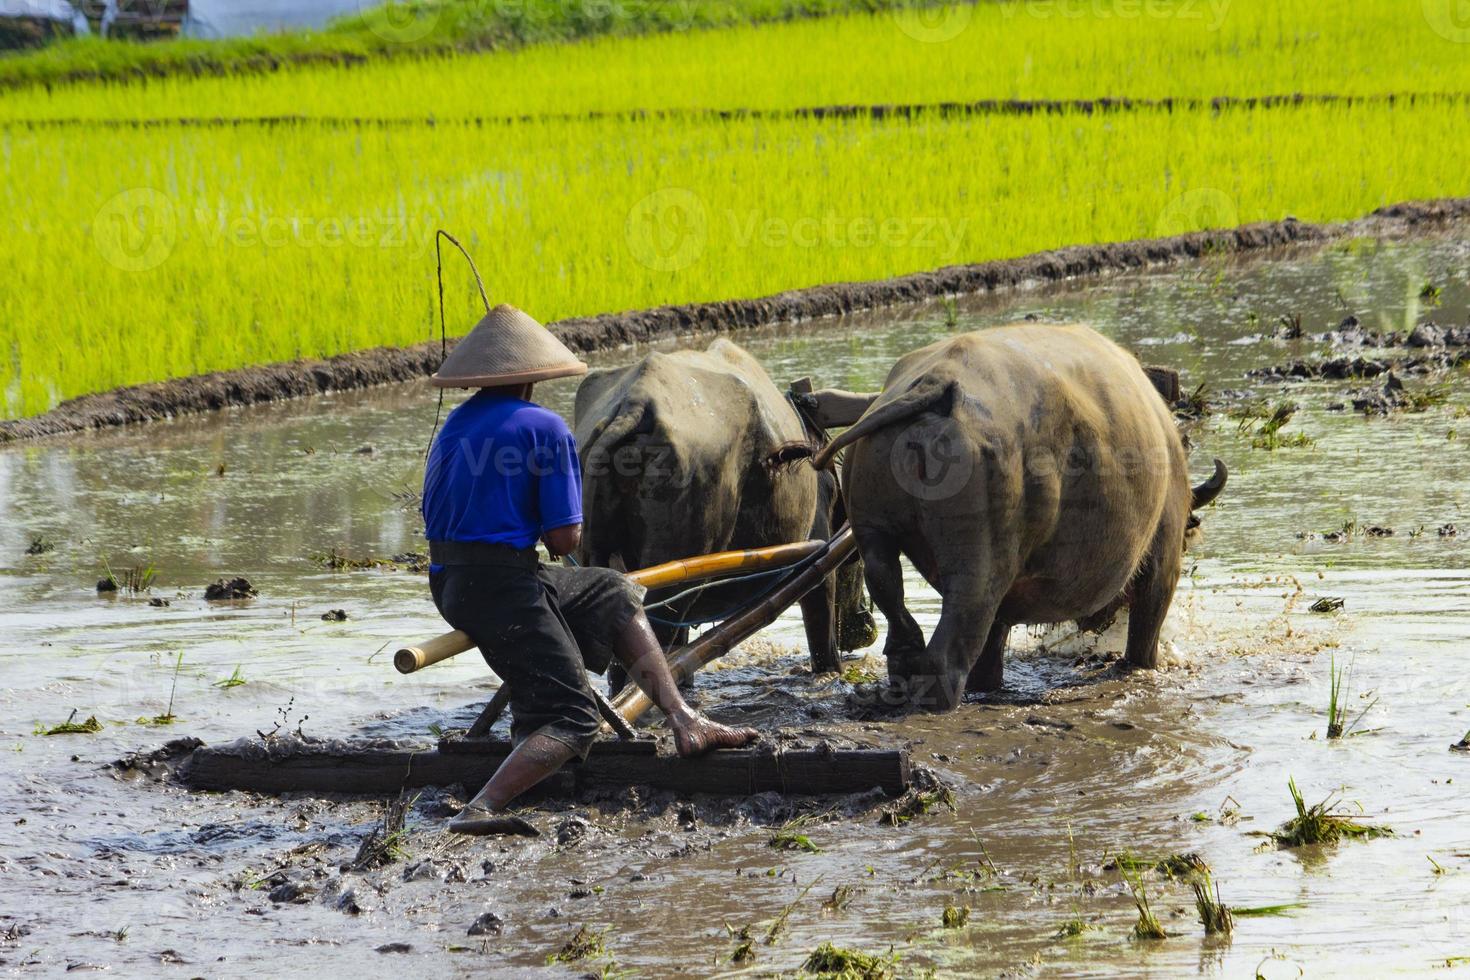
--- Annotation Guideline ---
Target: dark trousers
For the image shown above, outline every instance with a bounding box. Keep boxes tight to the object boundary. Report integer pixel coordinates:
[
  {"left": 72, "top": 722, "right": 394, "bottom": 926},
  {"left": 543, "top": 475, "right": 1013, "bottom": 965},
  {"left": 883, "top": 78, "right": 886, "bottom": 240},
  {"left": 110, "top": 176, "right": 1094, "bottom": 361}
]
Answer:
[{"left": 430, "top": 562, "right": 645, "bottom": 757}]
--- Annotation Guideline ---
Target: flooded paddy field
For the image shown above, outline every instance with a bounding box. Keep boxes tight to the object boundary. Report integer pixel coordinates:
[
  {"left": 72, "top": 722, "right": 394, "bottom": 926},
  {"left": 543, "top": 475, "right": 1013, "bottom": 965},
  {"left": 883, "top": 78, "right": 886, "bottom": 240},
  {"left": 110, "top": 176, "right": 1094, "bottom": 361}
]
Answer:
[{"left": 3, "top": 234, "right": 1469, "bottom": 977}]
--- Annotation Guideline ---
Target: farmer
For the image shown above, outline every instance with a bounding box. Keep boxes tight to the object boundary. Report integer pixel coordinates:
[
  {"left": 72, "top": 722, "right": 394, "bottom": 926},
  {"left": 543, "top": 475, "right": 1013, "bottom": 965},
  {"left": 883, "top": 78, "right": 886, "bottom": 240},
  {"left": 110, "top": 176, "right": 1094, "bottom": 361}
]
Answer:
[{"left": 422, "top": 305, "right": 759, "bottom": 835}]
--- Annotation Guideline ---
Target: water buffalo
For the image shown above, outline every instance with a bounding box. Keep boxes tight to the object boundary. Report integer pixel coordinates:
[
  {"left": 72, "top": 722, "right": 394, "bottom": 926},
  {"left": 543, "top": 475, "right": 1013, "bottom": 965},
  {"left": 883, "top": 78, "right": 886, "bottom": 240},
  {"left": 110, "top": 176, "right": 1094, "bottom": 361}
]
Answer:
[
  {"left": 783, "top": 323, "right": 1226, "bottom": 712},
  {"left": 573, "top": 339, "right": 872, "bottom": 679}
]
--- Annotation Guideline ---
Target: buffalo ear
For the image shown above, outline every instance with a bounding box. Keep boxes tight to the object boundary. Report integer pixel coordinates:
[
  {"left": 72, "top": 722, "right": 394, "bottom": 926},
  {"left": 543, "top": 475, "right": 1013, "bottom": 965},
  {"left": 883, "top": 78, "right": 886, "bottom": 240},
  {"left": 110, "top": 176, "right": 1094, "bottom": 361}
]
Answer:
[{"left": 1143, "top": 365, "right": 1182, "bottom": 404}]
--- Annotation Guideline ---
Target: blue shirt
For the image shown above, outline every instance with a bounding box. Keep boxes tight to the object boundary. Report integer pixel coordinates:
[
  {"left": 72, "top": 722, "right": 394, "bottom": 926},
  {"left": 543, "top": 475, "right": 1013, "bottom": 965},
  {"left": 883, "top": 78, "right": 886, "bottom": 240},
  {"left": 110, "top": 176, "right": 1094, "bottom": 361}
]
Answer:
[{"left": 422, "top": 392, "right": 583, "bottom": 555}]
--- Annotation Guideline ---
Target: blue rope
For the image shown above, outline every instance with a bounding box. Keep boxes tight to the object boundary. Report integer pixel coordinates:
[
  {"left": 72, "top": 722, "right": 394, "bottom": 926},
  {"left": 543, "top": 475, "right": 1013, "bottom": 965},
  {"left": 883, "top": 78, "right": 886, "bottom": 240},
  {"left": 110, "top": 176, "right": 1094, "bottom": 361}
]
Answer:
[{"left": 643, "top": 545, "right": 830, "bottom": 629}]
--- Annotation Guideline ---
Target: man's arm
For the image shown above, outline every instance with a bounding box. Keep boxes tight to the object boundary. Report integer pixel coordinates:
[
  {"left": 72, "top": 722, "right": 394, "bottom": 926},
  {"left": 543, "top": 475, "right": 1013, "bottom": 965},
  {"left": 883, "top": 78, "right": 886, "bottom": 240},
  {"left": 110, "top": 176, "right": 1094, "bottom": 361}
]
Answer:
[{"left": 544, "top": 523, "right": 582, "bottom": 558}]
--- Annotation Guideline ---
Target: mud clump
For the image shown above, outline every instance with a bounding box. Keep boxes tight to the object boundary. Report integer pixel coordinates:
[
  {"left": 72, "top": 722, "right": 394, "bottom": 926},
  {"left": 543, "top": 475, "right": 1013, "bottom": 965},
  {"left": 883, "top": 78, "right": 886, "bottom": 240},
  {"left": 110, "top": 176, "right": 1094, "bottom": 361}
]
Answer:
[
  {"left": 467, "top": 911, "right": 503, "bottom": 936},
  {"left": 111, "top": 736, "right": 203, "bottom": 780},
  {"left": 321, "top": 609, "right": 348, "bottom": 622},
  {"left": 1320, "top": 317, "right": 1470, "bottom": 349},
  {"left": 204, "top": 578, "right": 257, "bottom": 600}
]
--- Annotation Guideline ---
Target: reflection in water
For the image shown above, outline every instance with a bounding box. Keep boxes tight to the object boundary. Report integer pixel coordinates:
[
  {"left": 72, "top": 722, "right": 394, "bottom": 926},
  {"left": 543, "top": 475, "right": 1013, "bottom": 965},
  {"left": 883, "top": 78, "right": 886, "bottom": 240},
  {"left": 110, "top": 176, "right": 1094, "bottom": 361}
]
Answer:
[{"left": 1, "top": 235, "right": 1468, "bottom": 975}]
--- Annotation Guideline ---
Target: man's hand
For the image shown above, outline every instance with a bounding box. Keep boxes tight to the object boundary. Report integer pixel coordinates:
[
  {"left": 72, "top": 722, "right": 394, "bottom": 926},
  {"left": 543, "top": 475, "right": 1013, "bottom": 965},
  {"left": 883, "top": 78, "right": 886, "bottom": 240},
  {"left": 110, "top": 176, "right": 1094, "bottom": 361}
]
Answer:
[{"left": 544, "top": 524, "right": 582, "bottom": 559}]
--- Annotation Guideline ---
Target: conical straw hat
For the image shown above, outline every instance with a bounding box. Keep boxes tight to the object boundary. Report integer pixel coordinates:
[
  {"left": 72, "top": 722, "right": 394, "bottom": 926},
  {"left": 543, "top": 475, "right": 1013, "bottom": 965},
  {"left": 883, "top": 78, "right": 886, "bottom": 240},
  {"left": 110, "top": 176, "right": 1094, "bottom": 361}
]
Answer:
[{"left": 431, "top": 304, "right": 588, "bottom": 388}]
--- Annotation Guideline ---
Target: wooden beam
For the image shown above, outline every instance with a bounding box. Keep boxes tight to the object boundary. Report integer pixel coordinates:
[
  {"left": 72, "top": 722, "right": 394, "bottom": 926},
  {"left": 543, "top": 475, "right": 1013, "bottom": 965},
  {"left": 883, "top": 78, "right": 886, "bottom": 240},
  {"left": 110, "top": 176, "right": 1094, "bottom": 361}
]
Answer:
[{"left": 177, "top": 735, "right": 909, "bottom": 798}]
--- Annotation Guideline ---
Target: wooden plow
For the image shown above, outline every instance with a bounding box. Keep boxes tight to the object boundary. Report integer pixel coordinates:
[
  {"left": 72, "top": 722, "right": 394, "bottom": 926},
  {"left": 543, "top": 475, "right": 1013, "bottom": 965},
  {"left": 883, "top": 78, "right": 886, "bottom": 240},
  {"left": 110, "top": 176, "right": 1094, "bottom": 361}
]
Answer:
[{"left": 178, "top": 529, "right": 912, "bottom": 799}]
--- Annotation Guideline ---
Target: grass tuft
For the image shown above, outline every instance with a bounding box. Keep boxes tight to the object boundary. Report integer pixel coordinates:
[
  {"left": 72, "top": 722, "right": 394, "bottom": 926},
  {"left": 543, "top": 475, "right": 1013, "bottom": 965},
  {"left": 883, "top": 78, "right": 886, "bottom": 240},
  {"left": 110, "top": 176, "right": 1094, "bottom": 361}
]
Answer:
[
  {"left": 800, "top": 941, "right": 895, "bottom": 979},
  {"left": 548, "top": 925, "right": 608, "bottom": 965},
  {"left": 1271, "top": 777, "right": 1392, "bottom": 847},
  {"left": 1191, "top": 872, "right": 1233, "bottom": 937},
  {"left": 1325, "top": 653, "right": 1376, "bottom": 739},
  {"left": 35, "top": 709, "right": 102, "bottom": 735},
  {"left": 212, "top": 665, "right": 247, "bottom": 689},
  {"left": 941, "top": 904, "right": 969, "bottom": 928},
  {"left": 97, "top": 557, "right": 157, "bottom": 594},
  {"left": 1118, "top": 855, "right": 1168, "bottom": 941}
]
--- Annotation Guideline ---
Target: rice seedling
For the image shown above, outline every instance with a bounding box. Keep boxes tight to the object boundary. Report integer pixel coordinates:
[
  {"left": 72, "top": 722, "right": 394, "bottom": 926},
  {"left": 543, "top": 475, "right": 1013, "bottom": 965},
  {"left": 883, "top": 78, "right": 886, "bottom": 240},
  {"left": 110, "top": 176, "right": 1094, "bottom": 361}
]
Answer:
[
  {"left": 941, "top": 904, "right": 969, "bottom": 928},
  {"left": 548, "top": 925, "right": 608, "bottom": 964},
  {"left": 24, "top": 536, "right": 54, "bottom": 555},
  {"left": 800, "top": 942, "right": 896, "bottom": 979},
  {"left": 1270, "top": 777, "right": 1393, "bottom": 848},
  {"left": 769, "top": 828, "right": 821, "bottom": 853},
  {"left": 5, "top": 98, "right": 1470, "bottom": 418},
  {"left": 34, "top": 709, "right": 102, "bottom": 735},
  {"left": 764, "top": 879, "right": 818, "bottom": 945},
  {"left": 139, "top": 651, "right": 186, "bottom": 725},
  {"left": 212, "top": 665, "right": 247, "bottom": 690},
  {"left": 1117, "top": 855, "right": 1168, "bottom": 940},
  {"left": 350, "top": 795, "right": 415, "bottom": 870},
  {"left": 7, "top": 0, "right": 1470, "bottom": 119},
  {"left": 1190, "top": 873, "right": 1233, "bottom": 937},
  {"left": 97, "top": 557, "right": 157, "bottom": 594},
  {"left": 1325, "top": 653, "right": 1377, "bottom": 739},
  {"left": 822, "top": 885, "right": 856, "bottom": 912}
]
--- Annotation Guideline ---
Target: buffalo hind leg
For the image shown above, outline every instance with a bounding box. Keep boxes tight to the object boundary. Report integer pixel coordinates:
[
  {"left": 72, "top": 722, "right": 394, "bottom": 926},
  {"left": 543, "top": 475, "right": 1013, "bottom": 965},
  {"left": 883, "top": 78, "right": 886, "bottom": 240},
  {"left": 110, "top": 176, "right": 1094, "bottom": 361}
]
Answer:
[
  {"left": 915, "top": 579, "right": 1006, "bottom": 713},
  {"left": 1125, "top": 516, "right": 1184, "bottom": 670},
  {"left": 965, "top": 620, "right": 1010, "bottom": 693},
  {"left": 856, "top": 529, "right": 923, "bottom": 681}
]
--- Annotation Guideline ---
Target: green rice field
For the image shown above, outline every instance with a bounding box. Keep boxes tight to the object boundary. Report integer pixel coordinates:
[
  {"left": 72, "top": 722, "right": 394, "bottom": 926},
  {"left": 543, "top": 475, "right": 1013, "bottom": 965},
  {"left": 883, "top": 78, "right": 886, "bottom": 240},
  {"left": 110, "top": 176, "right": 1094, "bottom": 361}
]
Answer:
[
  {"left": 3, "top": 0, "right": 1467, "bottom": 120},
  {"left": 3, "top": 0, "right": 1469, "bottom": 419}
]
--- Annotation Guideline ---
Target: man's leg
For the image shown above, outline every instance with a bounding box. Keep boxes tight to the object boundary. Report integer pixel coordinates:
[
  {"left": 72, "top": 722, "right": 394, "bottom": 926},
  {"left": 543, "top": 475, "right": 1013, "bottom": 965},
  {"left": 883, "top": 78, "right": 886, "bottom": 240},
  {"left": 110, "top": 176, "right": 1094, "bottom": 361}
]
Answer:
[
  {"left": 614, "top": 613, "right": 759, "bottom": 757},
  {"left": 439, "top": 569, "right": 602, "bottom": 836},
  {"left": 448, "top": 732, "right": 577, "bottom": 835}
]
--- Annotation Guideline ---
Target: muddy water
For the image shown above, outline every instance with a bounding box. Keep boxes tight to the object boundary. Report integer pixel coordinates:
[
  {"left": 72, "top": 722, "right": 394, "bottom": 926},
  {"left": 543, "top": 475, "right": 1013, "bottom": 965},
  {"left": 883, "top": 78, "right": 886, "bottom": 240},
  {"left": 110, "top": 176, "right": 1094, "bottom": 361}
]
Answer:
[{"left": 3, "top": 235, "right": 1469, "bottom": 977}]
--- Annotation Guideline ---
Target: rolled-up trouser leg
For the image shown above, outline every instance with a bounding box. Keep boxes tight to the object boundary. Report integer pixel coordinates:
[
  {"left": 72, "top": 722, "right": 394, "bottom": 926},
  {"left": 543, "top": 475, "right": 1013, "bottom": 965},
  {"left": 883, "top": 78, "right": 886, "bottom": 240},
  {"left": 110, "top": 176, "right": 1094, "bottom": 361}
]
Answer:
[
  {"left": 430, "top": 564, "right": 601, "bottom": 758},
  {"left": 539, "top": 563, "right": 647, "bottom": 672}
]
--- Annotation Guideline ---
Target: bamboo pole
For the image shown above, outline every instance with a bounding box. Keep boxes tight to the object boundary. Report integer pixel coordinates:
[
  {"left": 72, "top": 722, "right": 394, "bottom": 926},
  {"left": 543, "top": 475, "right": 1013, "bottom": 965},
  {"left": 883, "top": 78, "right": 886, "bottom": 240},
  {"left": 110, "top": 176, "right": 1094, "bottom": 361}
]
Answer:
[
  {"left": 393, "top": 539, "right": 824, "bottom": 674},
  {"left": 606, "top": 527, "right": 856, "bottom": 726}
]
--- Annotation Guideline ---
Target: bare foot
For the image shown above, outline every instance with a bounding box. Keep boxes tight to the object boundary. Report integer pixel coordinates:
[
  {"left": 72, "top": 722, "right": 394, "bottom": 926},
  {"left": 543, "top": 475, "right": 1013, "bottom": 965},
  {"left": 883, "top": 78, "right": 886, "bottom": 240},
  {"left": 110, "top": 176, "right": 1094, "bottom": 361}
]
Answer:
[
  {"left": 670, "top": 714, "right": 760, "bottom": 758},
  {"left": 447, "top": 806, "right": 540, "bottom": 837}
]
